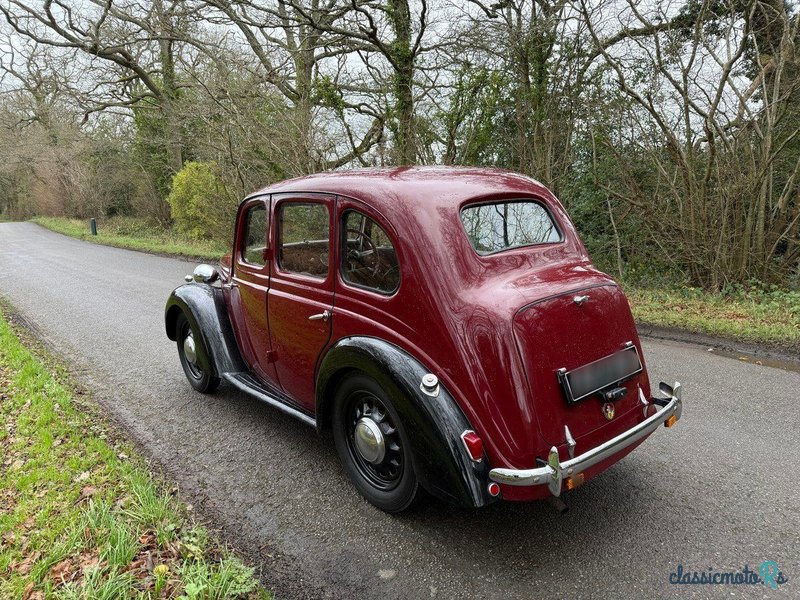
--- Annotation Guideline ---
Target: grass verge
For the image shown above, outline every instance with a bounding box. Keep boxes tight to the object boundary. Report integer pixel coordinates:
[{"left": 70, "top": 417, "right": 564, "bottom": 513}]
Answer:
[
  {"left": 31, "top": 217, "right": 227, "bottom": 262},
  {"left": 0, "top": 306, "right": 268, "bottom": 599},
  {"left": 626, "top": 286, "right": 799, "bottom": 351}
]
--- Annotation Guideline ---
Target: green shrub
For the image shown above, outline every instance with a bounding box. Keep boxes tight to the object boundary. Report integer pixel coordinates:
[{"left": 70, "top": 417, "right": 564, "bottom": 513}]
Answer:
[{"left": 167, "top": 162, "right": 236, "bottom": 241}]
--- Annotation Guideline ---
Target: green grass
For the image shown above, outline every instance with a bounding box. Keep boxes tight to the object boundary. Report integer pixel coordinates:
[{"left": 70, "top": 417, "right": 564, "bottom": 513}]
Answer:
[
  {"left": 0, "top": 306, "right": 269, "bottom": 599},
  {"left": 626, "top": 285, "right": 800, "bottom": 350},
  {"left": 32, "top": 217, "right": 227, "bottom": 261}
]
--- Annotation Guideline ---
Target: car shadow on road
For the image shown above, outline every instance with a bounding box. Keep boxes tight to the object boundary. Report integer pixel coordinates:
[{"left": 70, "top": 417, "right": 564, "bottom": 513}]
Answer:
[{"left": 195, "top": 382, "right": 688, "bottom": 580}]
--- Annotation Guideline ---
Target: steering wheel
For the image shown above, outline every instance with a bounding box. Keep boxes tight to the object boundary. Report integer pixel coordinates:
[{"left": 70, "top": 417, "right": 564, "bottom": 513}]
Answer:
[{"left": 346, "top": 228, "right": 383, "bottom": 277}]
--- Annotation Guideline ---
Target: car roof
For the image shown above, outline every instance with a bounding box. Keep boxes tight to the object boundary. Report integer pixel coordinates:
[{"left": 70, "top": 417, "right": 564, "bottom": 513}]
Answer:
[{"left": 248, "top": 166, "right": 554, "bottom": 220}]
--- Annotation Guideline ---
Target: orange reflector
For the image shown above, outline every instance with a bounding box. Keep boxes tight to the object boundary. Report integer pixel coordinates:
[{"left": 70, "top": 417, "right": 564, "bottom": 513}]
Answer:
[
  {"left": 664, "top": 415, "right": 678, "bottom": 428},
  {"left": 565, "top": 473, "right": 585, "bottom": 490}
]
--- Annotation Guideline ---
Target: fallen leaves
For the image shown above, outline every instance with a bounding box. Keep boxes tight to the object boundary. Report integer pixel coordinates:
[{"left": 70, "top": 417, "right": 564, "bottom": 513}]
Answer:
[
  {"left": 78, "top": 550, "right": 100, "bottom": 571},
  {"left": 1, "top": 530, "right": 16, "bottom": 549},
  {"left": 50, "top": 558, "right": 76, "bottom": 585},
  {"left": 0, "top": 487, "right": 18, "bottom": 514},
  {"left": 0, "top": 364, "right": 11, "bottom": 398},
  {"left": 138, "top": 531, "right": 156, "bottom": 547},
  {"left": 10, "top": 550, "right": 41, "bottom": 577},
  {"left": 128, "top": 551, "right": 154, "bottom": 580},
  {"left": 117, "top": 530, "right": 184, "bottom": 596},
  {"left": 79, "top": 485, "right": 98, "bottom": 501},
  {"left": 0, "top": 317, "right": 263, "bottom": 599},
  {"left": 22, "top": 581, "right": 44, "bottom": 600},
  {"left": 133, "top": 529, "right": 182, "bottom": 565},
  {"left": 42, "top": 550, "right": 104, "bottom": 589}
]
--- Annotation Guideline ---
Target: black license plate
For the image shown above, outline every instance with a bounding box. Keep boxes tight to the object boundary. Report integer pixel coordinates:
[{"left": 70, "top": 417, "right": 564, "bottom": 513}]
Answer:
[{"left": 558, "top": 344, "right": 643, "bottom": 404}]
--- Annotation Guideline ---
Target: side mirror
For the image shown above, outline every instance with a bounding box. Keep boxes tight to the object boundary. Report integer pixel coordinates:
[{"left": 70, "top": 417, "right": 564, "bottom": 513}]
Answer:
[{"left": 192, "top": 264, "right": 219, "bottom": 284}]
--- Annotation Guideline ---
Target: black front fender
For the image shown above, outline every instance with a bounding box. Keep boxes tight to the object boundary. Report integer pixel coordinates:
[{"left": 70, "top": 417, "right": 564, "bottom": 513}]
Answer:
[
  {"left": 317, "top": 337, "right": 493, "bottom": 508},
  {"left": 164, "top": 283, "right": 246, "bottom": 376}
]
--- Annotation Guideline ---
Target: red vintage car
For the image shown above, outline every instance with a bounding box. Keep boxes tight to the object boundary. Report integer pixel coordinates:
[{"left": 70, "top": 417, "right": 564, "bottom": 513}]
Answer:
[{"left": 165, "top": 167, "right": 682, "bottom": 513}]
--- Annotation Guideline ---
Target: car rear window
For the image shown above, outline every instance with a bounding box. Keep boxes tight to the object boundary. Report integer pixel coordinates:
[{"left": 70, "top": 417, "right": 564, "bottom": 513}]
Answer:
[{"left": 460, "top": 200, "right": 561, "bottom": 255}]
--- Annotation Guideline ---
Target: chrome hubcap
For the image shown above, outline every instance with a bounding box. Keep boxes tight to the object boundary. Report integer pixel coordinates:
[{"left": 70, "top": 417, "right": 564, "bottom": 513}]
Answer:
[
  {"left": 183, "top": 332, "right": 197, "bottom": 365},
  {"left": 354, "top": 417, "right": 385, "bottom": 464},
  {"left": 346, "top": 391, "right": 403, "bottom": 490}
]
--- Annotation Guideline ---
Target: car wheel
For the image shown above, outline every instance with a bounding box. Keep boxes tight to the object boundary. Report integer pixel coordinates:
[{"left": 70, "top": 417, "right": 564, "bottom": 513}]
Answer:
[
  {"left": 332, "top": 373, "right": 420, "bottom": 513},
  {"left": 176, "top": 312, "right": 220, "bottom": 393}
]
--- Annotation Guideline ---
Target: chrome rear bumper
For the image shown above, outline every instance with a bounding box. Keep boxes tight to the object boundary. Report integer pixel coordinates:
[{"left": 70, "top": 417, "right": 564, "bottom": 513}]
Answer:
[{"left": 489, "top": 382, "right": 683, "bottom": 496}]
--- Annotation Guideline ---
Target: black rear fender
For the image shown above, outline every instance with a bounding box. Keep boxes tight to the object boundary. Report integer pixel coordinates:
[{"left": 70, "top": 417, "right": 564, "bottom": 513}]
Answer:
[{"left": 317, "top": 337, "right": 493, "bottom": 508}]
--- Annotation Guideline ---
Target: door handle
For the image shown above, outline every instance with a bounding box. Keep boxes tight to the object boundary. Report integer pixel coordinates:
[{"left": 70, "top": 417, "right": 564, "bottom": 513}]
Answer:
[{"left": 308, "top": 310, "right": 330, "bottom": 322}]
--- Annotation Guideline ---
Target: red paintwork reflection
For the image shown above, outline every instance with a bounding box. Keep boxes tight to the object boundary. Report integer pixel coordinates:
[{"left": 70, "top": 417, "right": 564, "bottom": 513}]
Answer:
[{"left": 223, "top": 167, "right": 654, "bottom": 482}]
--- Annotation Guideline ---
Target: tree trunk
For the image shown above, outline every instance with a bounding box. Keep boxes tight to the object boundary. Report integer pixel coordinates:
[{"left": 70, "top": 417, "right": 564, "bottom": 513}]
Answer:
[
  {"left": 154, "top": 0, "right": 183, "bottom": 176},
  {"left": 388, "top": 0, "right": 416, "bottom": 165}
]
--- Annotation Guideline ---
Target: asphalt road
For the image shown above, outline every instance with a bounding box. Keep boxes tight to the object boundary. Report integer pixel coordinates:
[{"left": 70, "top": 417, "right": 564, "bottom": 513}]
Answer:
[{"left": 1, "top": 222, "right": 798, "bottom": 599}]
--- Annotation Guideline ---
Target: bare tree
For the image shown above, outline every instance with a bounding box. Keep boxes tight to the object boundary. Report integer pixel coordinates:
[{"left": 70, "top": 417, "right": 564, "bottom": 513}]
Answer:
[
  {"left": 0, "top": 0, "right": 193, "bottom": 172},
  {"left": 276, "top": 0, "right": 433, "bottom": 165},
  {"left": 457, "top": 1, "right": 585, "bottom": 188},
  {"left": 580, "top": 0, "right": 800, "bottom": 287},
  {"left": 200, "top": 0, "right": 385, "bottom": 173}
]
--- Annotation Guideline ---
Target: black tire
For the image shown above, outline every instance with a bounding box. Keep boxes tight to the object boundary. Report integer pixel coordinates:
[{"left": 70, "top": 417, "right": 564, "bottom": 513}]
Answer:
[
  {"left": 332, "top": 373, "right": 420, "bottom": 513},
  {"left": 176, "top": 312, "right": 220, "bottom": 394}
]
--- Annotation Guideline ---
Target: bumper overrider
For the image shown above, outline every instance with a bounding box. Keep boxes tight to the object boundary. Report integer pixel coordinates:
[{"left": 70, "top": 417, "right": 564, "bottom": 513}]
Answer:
[{"left": 489, "top": 382, "right": 683, "bottom": 496}]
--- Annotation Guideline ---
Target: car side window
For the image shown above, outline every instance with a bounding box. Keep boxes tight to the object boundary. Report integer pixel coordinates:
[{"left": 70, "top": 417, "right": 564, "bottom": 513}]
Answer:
[
  {"left": 341, "top": 210, "right": 400, "bottom": 294},
  {"left": 242, "top": 203, "right": 268, "bottom": 266},
  {"left": 277, "top": 202, "right": 329, "bottom": 278}
]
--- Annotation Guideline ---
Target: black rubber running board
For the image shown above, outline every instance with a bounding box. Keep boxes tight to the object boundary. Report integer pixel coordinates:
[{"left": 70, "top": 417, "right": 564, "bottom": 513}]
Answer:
[{"left": 223, "top": 372, "right": 316, "bottom": 428}]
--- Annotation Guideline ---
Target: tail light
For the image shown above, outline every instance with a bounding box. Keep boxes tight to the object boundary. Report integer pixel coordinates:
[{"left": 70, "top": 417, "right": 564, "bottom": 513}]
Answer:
[{"left": 461, "top": 430, "right": 484, "bottom": 461}]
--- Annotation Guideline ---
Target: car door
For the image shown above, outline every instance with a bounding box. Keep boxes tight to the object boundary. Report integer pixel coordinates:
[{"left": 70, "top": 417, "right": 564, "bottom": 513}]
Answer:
[
  {"left": 227, "top": 197, "right": 279, "bottom": 383},
  {"left": 268, "top": 193, "right": 335, "bottom": 410}
]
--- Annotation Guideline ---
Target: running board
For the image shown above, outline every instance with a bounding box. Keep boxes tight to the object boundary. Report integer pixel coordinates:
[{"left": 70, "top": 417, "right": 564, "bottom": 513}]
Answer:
[{"left": 223, "top": 372, "right": 316, "bottom": 428}]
